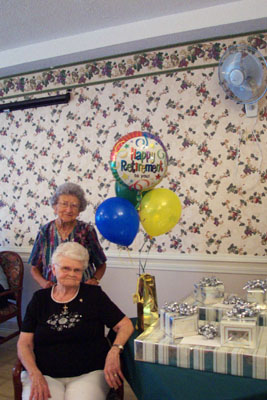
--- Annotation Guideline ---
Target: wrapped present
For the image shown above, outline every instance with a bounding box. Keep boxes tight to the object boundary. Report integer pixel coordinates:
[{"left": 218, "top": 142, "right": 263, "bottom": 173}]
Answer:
[
  {"left": 259, "top": 310, "right": 267, "bottom": 326},
  {"left": 198, "top": 294, "right": 247, "bottom": 335},
  {"left": 134, "top": 320, "right": 267, "bottom": 380},
  {"left": 194, "top": 277, "right": 224, "bottom": 305},
  {"left": 220, "top": 316, "right": 259, "bottom": 349},
  {"left": 133, "top": 274, "right": 159, "bottom": 331},
  {"left": 243, "top": 279, "right": 267, "bottom": 308},
  {"left": 160, "top": 302, "right": 198, "bottom": 338},
  {"left": 220, "top": 300, "right": 260, "bottom": 349}
]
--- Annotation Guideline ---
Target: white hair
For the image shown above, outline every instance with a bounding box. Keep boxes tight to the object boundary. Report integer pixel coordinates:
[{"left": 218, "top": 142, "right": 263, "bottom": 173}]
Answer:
[{"left": 52, "top": 242, "right": 89, "bottom": 270}]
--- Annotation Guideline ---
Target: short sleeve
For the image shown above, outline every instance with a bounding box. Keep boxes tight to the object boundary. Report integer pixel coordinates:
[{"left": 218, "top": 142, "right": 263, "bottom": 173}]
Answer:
[
  {"left": 21, "top": 292, "right": 40, "bottom": 333},
  {"left": 97, "top": 287, "right": 125, "bottom": 329},
  {"left": 87, "top": 226, "right": 107, "bottom": 269},
  {"left": 28, "top": 230, "right": 44, "bottom": 272}
]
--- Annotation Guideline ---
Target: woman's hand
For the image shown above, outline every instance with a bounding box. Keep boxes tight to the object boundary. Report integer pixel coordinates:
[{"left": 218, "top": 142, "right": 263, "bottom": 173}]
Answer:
[
  {"left": 29, "top": 370, "right": 51, "bottom": 400},
  {"left": 104, "top": 347, "right": 123, "bottom": 389},
  {"left": 18, "top": 332, "right": 51, "bottom": 400},
  {"left": 104, "top": 316, "right": 134, "bottom": 388},
  {"left": 85, "top": 278, "right": 99, "bottom": 285},
  {"left": 31, "top": 266, "right": 53, "bottom": 289},
  {"left": 42, "top": 280, "right": 54, "bottom": 289}
]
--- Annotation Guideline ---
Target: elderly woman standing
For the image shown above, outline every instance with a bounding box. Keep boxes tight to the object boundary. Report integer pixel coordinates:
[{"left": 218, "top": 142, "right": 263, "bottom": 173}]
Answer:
[
  {"left": 18, "top": 242, "right": 134, "bottom": 400},
  {"left": 29, "top": 182, "right": 106, "bottom": 288}
]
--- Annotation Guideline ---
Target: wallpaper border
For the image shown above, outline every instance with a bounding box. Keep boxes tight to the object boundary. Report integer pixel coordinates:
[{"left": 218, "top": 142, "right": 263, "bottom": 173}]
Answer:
[
  {"left": 0, "top": 30, "right": 266, "bottom": 101},
  {"left": 10, "top": 248, "right": 267, "bottom": 275}
]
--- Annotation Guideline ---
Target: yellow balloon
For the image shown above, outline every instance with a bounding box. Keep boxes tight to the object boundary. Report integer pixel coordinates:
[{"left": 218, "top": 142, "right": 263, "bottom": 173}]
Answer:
[{"left": 139, "top": 188, "right": 182, "bottom": 237}]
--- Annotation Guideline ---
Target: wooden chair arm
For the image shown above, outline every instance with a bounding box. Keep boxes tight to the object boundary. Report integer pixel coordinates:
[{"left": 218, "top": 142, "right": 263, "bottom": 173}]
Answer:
[
  {"left": 12, "top": 359, "right": 23, "bottom": 400},
  {"left": 0, "top": 287, "right": 21, "bottom": 297}
]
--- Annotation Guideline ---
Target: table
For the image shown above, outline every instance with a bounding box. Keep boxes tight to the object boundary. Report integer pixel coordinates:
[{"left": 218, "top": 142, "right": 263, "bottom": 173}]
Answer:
[{"left": 121, "top": 319, "right": 267, "bottom": 400}]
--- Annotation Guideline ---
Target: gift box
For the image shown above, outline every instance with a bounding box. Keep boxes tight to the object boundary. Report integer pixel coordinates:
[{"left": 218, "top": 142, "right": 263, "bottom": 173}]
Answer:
[
  {"left": 198, "top": 297, "right": 238, "bottom": 336},
  {"left": 247, "top": 289, "right": 266, "bottom": 308},
  {"left": 259, "top": 310, "right": 267, "bottom": 326},
  {"left": 194, "top": 277, "right": 224, "bottom": 305},
  {"left": 243, "top": 280, "right": 267, "bottom": 309},
  {"left": 220, "top": 316, "right": 259, "bottom": 349},
  {"left": 134, "top": 320, "right": 267, "bottom": 380},
  {"left": 198, "top": 307, "right": 224, "bottom": 336},
  {"left": 160, "top": 308, "right": 198, "bottom": 338}
]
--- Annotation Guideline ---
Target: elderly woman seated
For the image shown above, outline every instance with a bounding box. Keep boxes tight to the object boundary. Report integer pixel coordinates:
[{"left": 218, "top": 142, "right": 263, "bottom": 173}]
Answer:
[{"left": 17, "top": 242, "right": 134, "bottom": 400}]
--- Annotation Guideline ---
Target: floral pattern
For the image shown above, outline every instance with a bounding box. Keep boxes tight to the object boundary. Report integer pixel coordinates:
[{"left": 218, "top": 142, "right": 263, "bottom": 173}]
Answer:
[
  {"left": 0, "top": 33, "right": 266, "bottom": 99},
  {"left": 0, "top": 32, "right": 266, "bottom": 258}
]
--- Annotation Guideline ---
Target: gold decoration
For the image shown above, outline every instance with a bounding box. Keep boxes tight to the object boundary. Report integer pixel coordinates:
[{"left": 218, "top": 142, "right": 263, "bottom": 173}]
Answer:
[{"left": 133, "top": 273, "right": 158, "bottom": 331}]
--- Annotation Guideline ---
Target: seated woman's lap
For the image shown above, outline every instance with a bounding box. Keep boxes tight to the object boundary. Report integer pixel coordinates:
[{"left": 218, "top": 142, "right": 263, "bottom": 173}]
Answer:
[{"left": 21, "top": 370, "right": 110, "bottom": 400}]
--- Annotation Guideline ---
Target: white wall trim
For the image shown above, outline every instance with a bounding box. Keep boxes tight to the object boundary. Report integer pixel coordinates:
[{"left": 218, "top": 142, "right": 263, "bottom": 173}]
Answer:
[{"left": 3, "top": 247, "right": 267, "bottom": 275}]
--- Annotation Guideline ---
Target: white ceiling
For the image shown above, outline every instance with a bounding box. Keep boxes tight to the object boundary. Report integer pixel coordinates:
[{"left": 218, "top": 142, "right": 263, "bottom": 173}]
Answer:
[{"left": 0, "top": 0, "right": 266, "bottom": 77}]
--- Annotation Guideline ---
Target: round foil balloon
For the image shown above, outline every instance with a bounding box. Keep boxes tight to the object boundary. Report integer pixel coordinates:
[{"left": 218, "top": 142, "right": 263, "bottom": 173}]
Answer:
[{"left": 110, "top": 131, "right": 168, "bottom": 191}]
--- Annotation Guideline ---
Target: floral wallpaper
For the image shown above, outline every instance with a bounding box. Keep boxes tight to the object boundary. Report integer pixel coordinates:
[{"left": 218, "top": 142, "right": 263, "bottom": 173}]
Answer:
[{"left": 0, "top": 32, "right": 266, "bottom": 258}]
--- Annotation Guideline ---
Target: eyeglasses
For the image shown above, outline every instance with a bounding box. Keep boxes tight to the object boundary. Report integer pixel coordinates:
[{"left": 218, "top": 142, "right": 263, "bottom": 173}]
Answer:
[
  {"left": 57, "top": 202, "right": 80, "bottom": 210},
  {"left": 55, "top": 265, "right": 84, "bottom": 275}
]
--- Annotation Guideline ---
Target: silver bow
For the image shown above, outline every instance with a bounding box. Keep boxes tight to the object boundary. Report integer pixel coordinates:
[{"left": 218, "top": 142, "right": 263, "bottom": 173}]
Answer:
[
  {"left": 163, "top": 301, "right": 197, "bottom": 316},
  {"left": 226, "top": 299, "right": 259, "bottom": 318},
  {"left": 198, "top": 324, "right": 218, "bottom": 339},
  {"left": 243, "top": 279, "right": 267, "bottom": 292},
  {"left": 223, "top": 294, "right": 245, "bottom": 305},
  {"left": 195, "top": 277, "right": 223, "bottom": 288}
]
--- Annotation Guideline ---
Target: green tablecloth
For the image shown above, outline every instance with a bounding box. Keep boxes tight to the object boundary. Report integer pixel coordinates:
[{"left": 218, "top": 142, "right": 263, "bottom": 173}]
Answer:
[{"left": 122, "top": 319, "right": 267, "bottom": 400}]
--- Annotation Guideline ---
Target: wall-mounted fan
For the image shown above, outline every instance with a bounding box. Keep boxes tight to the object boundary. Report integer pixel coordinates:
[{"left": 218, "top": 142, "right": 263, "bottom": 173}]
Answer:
[{"left": 218, "top": 44, "right": 267, "bottom": 117}]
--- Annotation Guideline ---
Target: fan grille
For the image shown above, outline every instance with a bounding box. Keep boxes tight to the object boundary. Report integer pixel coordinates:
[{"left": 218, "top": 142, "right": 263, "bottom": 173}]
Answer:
[{"left": 218, "top": 44, "right": 267, "bottom": 104}]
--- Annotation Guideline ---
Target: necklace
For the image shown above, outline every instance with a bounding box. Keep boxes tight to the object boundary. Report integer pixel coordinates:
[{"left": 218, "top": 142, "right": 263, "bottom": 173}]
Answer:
[
  {"left": 48, "top": 286, "right": 82, "bottom": 331},
  {"left": 51, "top": 284, "right": 80, "bottom": 314}
]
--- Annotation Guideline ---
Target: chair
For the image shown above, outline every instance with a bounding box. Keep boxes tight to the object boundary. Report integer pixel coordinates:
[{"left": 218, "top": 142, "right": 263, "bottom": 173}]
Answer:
[
  {"left": 0, "top": 251, "right": 24, "bottom": 344},
  {"left": 13, "top": 358, "right": 124, "bottom": 400}
]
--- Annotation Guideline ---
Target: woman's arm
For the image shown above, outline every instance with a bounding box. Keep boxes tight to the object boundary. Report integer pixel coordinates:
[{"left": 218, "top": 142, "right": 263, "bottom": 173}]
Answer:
[
  {"left": 17, "top": 332, "right": 51, "bottom": 400},
  {"left": 104, "top": 316, "right": 134, "bottom": 389},
  {"left": 85, "top": 262, "right": 106, "bottom": 285},
  {"left": 30, "top": 266, "right": 53, "bottom": 289}
]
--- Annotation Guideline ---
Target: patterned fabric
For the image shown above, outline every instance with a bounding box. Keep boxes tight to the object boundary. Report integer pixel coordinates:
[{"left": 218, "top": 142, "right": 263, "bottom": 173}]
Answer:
[
  {"left": 28, "top": 220, "right": 107, "bottom": 282},
  {"left": 0, "top": 252, "right": 21, "bottom": 289},
  {"left": 0, "top": 302, "right": 17, "bottom": 315},
  {"left": 0, "top": 265, "right": 8, "bottom": 290}
]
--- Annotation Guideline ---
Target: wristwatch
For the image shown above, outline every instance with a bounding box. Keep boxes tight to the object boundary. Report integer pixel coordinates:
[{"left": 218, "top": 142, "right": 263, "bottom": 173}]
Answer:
[
  {"left": 92, "top": 276, "right": 100, "bottom": 284},
  {"left": 112, "top": 344, "right": 124, "bottom": 353}
]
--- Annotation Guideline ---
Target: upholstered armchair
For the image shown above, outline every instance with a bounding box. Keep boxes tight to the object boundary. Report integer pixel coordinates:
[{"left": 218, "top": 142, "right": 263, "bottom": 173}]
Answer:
[{"left": 0, "top": 251, "right": 24, "bottom": 344}]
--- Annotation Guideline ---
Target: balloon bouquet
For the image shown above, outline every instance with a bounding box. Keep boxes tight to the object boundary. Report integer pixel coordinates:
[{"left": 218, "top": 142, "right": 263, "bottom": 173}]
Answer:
[
  {"left": 95, "top": 131, "right": 182, "bottom": 245},
  {"left": 95, "top": 131, "right": 182, "bottom": 331}
]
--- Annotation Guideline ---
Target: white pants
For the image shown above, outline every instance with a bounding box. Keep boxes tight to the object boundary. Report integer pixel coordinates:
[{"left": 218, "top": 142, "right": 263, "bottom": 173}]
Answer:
[{"left": 21, "top": 369, "right": 110, "bottom": 400}]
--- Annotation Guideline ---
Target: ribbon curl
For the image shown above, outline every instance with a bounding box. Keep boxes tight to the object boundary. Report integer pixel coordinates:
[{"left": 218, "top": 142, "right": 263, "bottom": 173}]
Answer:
[
  {"left": 243, "top": 279, "right": 267, "bottom": 292},
  {"left": 223, "top": 294, "right": 245, "bottom": 305},
  {"left": 163, "top": 301, "right": 198, "bottom": 316},
  {"left": 198, "top": 324, "right": 218, "bottom": 339},
  {"left": 195, "top": 277, "right": 223, "bottom": 288},
  {"left": 226, "top": 299, "right": 259, "bottom": 318}
]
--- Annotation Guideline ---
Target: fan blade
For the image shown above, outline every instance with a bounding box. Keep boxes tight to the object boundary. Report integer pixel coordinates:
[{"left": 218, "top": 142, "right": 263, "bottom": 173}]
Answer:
[
  {"left": 241, "top": 53, "right": 264, "bottom": 87},
  {"left": 219, "top": 52, "right": 242, "bottom": 85},
  {"left": 228, "top": 81, "right": 253, "bottom": 103}
]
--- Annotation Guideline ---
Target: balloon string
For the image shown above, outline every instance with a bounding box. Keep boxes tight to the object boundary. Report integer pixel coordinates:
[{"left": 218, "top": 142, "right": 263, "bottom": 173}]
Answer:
[{"left": 139, "top": 236, "right": 153, "bottom": 275}]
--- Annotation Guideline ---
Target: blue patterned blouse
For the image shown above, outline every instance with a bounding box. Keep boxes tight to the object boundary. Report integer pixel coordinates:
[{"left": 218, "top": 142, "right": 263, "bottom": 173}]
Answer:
[{"left": 28, "top": 220, "right": 107, "bottom": 282}]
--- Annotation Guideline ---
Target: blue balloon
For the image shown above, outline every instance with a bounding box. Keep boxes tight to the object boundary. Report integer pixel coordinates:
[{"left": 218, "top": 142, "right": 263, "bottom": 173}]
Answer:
[{"left": 95, "top": 197, "right": 139, "bottom": 246}]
